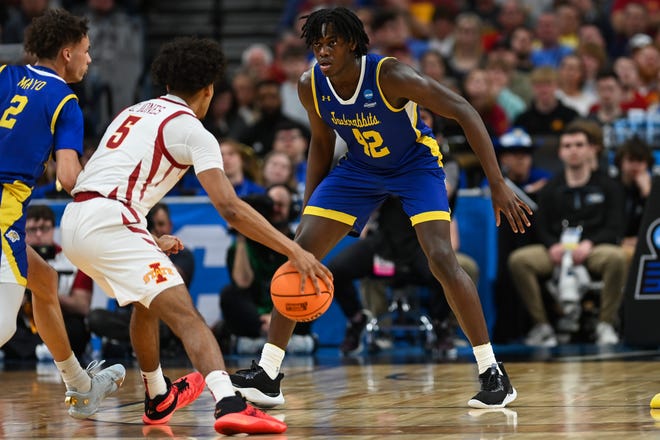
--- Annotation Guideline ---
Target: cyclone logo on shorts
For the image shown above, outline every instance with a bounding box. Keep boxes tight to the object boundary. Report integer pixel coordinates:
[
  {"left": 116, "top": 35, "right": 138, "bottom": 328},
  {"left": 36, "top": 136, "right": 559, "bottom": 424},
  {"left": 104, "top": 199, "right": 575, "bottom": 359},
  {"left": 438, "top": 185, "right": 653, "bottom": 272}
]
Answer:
[{"left": 634, "top": 218, "right": 660, "bottom": 299}]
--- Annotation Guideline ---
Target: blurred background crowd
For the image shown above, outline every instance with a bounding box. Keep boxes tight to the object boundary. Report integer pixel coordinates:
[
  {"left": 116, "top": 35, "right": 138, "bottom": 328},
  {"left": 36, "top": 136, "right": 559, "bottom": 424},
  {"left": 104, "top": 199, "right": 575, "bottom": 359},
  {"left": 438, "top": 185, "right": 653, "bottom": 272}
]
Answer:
[{"left": 2, "top": 0, "right": 659, "bottom": 360}]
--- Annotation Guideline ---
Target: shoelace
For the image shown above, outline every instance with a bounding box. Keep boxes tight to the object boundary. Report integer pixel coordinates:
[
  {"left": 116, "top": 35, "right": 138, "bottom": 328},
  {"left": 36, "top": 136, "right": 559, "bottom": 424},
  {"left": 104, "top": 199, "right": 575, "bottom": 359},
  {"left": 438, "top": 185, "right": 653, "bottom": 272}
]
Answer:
[
  {"left": 236, "top": 360, "right": 261, "bottom": 375},
  {"left": 84, "top": 359, "right": 106, "bottom": 377},
  {"left": 173, "top": 377, "right": 190, "bottom": 392},
  {"left": 483, "top": 368, "right": 502, "bottom": 391}
]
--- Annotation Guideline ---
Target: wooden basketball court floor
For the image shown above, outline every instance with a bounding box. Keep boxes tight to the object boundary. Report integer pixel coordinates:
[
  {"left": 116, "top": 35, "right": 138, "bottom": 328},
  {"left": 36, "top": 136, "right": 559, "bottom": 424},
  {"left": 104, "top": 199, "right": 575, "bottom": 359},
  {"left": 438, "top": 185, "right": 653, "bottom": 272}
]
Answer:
[{"left": 2, "top": 347, "right": 660, "bottom": 439}]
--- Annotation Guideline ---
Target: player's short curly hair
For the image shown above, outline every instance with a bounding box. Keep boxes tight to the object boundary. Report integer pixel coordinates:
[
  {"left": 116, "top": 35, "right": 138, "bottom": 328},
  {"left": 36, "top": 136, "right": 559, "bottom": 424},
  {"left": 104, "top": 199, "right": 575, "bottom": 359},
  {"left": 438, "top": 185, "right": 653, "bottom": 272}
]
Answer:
[
  {"left": 24, "top": 9, "right": 89, "bottom": 60},
  {"left": 301, "top": 7, "right": 369, "bottom": 57},
  {"left": 151, "top": 37, "right": 226, "bottom": 95}
]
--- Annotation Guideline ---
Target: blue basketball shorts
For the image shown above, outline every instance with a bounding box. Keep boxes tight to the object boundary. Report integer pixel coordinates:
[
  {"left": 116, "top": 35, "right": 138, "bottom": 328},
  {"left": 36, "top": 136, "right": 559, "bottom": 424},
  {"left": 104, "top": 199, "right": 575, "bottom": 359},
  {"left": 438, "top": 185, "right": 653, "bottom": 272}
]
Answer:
[
  {"left": 0, "top": 181, "right": 31, "bottom": 286},
  {"left": 303, "top": 158, "right": 450, "bottom": 233}
]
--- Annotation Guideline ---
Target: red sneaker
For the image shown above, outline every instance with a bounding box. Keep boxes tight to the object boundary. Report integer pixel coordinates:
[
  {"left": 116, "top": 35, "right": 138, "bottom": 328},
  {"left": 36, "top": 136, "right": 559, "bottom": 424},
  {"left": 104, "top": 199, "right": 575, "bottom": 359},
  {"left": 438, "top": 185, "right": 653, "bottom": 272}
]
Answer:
[
  {"left": 214, "top": 393, "right": 287, "bottom": 435},
  {"left": 142, "top": 372, "right": 205, "bottom": 425}
]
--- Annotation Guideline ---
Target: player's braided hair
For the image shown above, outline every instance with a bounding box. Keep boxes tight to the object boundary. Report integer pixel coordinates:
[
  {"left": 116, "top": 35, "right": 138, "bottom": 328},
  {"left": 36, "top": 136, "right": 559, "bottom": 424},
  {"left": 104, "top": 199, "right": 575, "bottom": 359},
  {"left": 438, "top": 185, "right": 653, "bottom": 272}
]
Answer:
[
  {"left": 301, "top": 7, "right": 369, "bottom": 57},
  {"left": 24, "top": 9, "right": 88, "bottom": 60},
  {"left": 151, "top": 37, "right": 226, "bottom": 95}
]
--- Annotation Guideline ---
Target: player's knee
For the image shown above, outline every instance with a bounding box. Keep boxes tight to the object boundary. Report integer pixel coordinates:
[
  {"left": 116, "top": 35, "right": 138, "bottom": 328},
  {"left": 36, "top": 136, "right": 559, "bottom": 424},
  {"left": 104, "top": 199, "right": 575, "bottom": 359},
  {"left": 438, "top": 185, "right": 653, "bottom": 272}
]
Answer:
[
  {"left": 164, "top": 306, "right": 204, "bottom": 338},
  {"left": 426, "top": 244, "right": 459, "bottom": 279},
  {"left": 0, "top": 283, "right": 25, "bottom": 346},
  {"left": 29, "top": 269, "right": 58, "bottom": 302}
]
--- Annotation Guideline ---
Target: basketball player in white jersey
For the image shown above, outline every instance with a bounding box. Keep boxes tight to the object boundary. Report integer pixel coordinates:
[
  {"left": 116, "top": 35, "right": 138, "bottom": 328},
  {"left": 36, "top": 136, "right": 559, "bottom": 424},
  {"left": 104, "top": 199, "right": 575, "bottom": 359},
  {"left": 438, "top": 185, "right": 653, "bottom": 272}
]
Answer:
[{"left": 60, "top": 37, "right": 331, "bottom": 435}]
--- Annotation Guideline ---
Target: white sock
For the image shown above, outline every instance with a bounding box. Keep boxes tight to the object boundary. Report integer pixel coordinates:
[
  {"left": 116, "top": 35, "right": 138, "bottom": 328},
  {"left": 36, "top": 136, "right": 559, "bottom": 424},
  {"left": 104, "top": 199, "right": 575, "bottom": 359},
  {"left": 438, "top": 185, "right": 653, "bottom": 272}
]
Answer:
[
  {"left": 206, "top": 370, "right": 235, "bottom": 403},
  {"left": 55, "top": 353, "right": 90, "bottom": 392},
  {"left": 141, "top": 365, "right": 168, "bottom": 399},
  {"left": 258, "top": 343, "right": 285, "bottom": 380},
  {"left": 472, "top": 342, "right": 501, "bottom": 375}
]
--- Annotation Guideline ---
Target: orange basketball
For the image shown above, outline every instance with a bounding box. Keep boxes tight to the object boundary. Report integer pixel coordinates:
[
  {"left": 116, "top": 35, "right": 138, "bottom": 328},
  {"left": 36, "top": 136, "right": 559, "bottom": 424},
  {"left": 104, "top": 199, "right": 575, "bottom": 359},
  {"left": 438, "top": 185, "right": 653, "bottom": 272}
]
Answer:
[{"left": 270, "top": 261, "right": 334, "bottom": 322}]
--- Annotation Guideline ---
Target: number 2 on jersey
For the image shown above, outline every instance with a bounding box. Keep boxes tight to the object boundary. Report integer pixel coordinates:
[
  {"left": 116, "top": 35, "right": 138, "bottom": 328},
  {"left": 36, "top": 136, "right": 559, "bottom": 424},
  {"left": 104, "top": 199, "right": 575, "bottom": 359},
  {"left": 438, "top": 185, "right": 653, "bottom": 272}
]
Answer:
[
  {"left": 352, "top": 128, "right": 390, "bottom": 158},
  {"left": 106, "top": 115, "right": 142, "bottom": 149},
  {"left": 0, "top": 95, "right": 28, "bottom": 129}
]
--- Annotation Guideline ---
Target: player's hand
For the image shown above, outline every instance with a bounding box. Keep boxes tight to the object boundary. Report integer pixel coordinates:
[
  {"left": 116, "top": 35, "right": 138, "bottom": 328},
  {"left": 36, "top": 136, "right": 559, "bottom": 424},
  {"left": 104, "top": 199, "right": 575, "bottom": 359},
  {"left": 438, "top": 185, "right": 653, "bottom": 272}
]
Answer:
[
  {"left": 288, "top": 246, "right": 334, "bottom": 295},
  {"left": 491, "top": 181, "right": 532, "bottom": 233},
  {"left": 156, "top": 234, "right": 183, "bottom": 255}
]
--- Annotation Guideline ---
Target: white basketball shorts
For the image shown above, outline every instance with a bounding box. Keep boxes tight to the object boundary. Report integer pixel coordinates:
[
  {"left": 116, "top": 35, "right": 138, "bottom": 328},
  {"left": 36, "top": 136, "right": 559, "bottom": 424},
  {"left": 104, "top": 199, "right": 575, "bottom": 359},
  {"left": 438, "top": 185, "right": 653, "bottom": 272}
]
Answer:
[{"left": 60, "top": 197, "right": 184, "bottom": 307}]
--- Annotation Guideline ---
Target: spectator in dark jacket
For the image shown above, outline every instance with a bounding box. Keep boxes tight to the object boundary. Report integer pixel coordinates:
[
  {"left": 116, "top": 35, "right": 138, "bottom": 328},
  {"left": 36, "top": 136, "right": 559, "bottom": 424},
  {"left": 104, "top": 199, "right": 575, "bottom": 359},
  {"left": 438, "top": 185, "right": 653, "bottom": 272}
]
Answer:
[{"left": 508, "top": 125, "right": 626, "bottom": 347}]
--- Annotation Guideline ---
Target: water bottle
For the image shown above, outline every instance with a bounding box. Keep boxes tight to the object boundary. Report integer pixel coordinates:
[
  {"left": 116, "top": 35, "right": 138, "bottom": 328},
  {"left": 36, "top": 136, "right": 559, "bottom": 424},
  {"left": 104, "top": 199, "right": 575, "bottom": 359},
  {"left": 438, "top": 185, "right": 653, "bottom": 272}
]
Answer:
[
  {"left": 558, "top": 252, "right": 580, "bottom": 304},
  {"left": 557, "top": 251, "right": 582, "bottom": 333}
]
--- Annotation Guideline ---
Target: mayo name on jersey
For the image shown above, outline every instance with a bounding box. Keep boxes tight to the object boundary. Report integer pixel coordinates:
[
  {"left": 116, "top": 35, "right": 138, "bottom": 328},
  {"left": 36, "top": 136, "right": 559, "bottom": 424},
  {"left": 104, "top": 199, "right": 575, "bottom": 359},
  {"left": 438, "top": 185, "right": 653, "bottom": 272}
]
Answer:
[
  {"left": 312, "top": 53, "right": 442, "bottom": 170},
  {"left": 0, "top": 64, "right": 83, "bottom": 188},
  {"left": 74, "top": 96, "right": 198, "bottom": 216}
]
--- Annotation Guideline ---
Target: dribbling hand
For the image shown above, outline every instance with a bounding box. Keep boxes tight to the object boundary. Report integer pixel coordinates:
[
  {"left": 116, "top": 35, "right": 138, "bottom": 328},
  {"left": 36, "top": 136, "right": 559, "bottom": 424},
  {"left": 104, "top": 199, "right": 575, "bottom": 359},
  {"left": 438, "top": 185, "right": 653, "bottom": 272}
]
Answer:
[{"left": 156, "top": 234, "right": 184, "bottom": 255}]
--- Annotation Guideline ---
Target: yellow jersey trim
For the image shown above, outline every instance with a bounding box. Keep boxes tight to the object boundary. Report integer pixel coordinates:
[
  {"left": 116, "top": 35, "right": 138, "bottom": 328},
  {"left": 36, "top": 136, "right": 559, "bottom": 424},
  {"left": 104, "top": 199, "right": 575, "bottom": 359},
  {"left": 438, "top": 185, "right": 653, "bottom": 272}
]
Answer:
[
  {"left": 303, "top": 206, "right": 356, "bottom": 226},
  {"left": 418, "top": 135, "right": 444, "bottom": 167},
  {"left": 376, "top": 57, "right": 404, "bottom": 113},
  {"left": 311, "top": 67, "right": 321, "bottom": 118},
  {"left": 0, "top": 65, "right": 6, "bottom": 75},
  {"left": 50, "top": 93, "right": 78, "bottom": 134},
  {"left": 410, "top": 210, "right": 451, "bottom": 226}
]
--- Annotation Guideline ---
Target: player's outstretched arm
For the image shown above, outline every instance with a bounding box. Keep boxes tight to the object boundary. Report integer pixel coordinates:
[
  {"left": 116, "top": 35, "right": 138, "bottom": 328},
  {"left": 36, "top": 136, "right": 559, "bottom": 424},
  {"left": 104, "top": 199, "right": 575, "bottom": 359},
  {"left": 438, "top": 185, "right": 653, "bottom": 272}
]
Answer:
[
  {"left": 198, "top": 168, "right": 333, "bottom": 292},
  {"left": 377, "top": 59, "right": 532, "bottom": 232}
]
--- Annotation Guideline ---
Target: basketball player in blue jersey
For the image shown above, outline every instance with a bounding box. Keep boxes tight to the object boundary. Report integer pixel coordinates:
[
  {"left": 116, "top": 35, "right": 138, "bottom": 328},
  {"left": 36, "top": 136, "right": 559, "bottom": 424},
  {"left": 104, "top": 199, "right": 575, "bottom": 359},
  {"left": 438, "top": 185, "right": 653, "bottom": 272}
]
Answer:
[
  {"left": 0, "top": 9, "right": 125, "bottom": 418},
  {"left": 232, "top": 7, "right": 532, "bottom": 410}
]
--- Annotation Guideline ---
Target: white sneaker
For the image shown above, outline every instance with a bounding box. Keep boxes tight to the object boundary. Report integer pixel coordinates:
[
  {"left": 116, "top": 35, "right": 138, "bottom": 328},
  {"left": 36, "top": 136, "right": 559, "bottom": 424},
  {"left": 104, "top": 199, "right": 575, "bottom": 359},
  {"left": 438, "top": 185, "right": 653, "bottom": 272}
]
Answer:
[
  {"left": 65, "top": 360, "right": 126, "bottom": 419},
  {"left": 287, "top": 334, "right": 316, "bottom": 354},
  {"left": 235, "top": 336, "right": 266, "bottom": 354},
  {"left": 35, "top": 343, "right": 54, "bottom": 361},
  {"left": 524, "top": 323, "right": 558, "bottom": 347},
  {"left": 595, "top": 322, "right": 619, "bottom": 346}
]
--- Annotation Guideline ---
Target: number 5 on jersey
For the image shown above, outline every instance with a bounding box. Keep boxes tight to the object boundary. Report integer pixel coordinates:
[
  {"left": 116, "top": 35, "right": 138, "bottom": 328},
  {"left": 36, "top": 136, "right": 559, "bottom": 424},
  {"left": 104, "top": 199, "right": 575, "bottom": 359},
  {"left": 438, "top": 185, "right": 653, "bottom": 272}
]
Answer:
[{"left": 106, "top": 115, "right": 142, "bottom": 149}]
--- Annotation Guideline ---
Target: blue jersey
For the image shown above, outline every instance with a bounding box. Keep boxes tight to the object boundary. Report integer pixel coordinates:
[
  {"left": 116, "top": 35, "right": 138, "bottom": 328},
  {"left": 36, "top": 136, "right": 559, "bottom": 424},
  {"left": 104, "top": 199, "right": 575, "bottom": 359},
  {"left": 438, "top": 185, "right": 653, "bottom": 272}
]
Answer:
[
  {"left": 0, "top": 64, "right": 84, "bottom": 188},
  {"left": 311, "top": 53, "right": 442, "bottom": 171},
  {"left": 305, "top": 54, "right": 450, "bottom": 233},
  {"left": 0, "top": 64, "right": 83, "bottom": 287}
]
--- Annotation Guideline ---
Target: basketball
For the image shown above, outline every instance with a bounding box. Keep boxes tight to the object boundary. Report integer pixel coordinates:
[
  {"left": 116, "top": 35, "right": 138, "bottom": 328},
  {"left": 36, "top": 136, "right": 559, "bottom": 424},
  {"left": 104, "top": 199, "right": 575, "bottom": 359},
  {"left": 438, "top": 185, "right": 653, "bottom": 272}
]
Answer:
[{"left": 270, "top": 261, "right": 334, "bottom": 322}]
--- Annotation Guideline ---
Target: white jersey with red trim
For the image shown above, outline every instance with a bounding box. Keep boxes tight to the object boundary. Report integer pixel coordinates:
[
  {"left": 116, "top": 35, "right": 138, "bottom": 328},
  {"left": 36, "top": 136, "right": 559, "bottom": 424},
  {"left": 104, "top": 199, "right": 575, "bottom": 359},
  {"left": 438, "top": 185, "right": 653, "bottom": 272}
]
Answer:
[{"left": 73, "top": 94, "right": 223, "bottom": 216}]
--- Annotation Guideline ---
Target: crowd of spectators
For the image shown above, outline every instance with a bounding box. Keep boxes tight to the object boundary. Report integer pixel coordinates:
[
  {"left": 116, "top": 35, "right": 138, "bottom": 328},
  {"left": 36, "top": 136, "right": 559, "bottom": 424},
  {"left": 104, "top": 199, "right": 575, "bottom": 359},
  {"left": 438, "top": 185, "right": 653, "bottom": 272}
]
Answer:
[{"left": 2, "top": 0, "right": 660, "bottom": 354}]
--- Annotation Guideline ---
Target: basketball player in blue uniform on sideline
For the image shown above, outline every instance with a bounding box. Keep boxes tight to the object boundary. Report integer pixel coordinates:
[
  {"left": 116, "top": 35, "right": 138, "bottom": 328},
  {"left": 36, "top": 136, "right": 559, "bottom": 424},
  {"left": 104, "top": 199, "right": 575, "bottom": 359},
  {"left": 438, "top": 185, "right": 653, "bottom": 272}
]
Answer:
[
  {"left": 0, "top": 8, "right": 125, "bottom": 418},
  {"left": 232, "top": 7, "right": 532, "bottom": 410}
]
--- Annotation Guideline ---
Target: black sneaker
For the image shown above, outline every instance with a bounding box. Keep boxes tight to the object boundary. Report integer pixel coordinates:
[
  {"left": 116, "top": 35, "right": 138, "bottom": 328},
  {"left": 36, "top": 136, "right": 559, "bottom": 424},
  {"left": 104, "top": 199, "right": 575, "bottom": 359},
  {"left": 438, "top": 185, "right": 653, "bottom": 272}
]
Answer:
[
  {"left": 340, "top": 311, "right": 369, "bottom": 356},
  {"left": 467, "top": 362, "right": 517, "bottom": 409},
  {"left": 230, "top": 361, "right": 285, "bottom": 408}
]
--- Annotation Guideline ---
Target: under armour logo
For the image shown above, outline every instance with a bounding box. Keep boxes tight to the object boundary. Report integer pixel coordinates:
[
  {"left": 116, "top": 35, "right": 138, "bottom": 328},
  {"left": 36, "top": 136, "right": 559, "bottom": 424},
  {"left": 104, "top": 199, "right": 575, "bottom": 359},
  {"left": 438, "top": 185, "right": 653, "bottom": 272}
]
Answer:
[{"left": 321, "top": 95, "right": 331, "bottom": 101}]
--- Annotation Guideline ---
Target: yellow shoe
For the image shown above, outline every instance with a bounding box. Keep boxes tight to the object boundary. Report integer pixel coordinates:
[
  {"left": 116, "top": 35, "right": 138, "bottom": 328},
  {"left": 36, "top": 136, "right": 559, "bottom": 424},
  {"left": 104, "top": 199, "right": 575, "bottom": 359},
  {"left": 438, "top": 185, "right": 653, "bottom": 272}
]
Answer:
[{"left": 651, "top": 393, "right": 660, "bottom": 409}]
